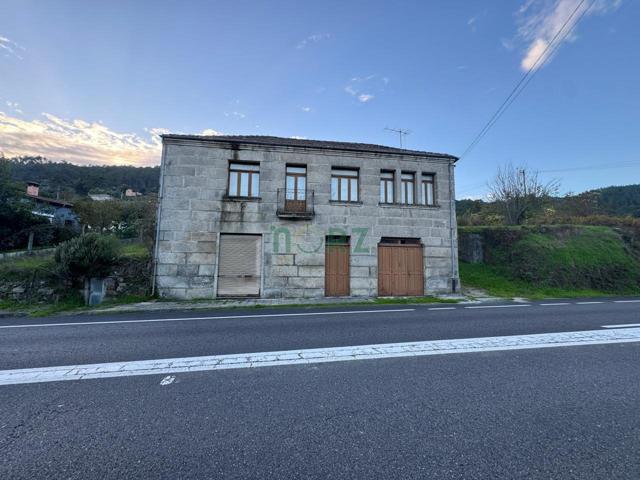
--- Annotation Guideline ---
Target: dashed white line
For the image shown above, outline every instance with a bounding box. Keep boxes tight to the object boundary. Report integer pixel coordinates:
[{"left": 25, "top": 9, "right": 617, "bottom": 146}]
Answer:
[
  {"left": 428, "top": 307, "right": 457, "bottom": 311},
  {"left": 614, "top": 300, "right": 640, "bottom": 303},
  {"left": 465, "top": 304, "right": 531, "bottom": 309},
  {"left": 0, "top": 308, "right": 415, "bottom": 330},
  {"left": 602, "top": 323, "right": 640, "bottom": 329},
  {"left": 576, "top": 301, "right": 604, "bottom": 305},
  {"left": 540, "top": 303, "right": 571, "bottom": 306},
  {"left": 1, "top": 327, "right": 639, "bottom": 386}
]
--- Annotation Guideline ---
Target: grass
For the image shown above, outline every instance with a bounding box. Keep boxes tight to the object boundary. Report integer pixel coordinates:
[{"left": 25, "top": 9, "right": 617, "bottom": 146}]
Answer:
[
  {"left": 459, "top": 262, "right": 638, "bottom": 300},
  {"left": 0, "top": 255, "right": 56, "bottom": 281},
  {"left": 121, "top": 243, "right": 151, "bottom": 260}
]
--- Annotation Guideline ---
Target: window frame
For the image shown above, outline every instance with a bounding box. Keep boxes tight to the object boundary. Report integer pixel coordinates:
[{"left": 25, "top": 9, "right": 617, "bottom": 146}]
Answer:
[
  {"left": 420, "top": 173, "right": 436, "bottom": 206},
  {"left": 379, "top": 170, "right": 395, "bottom": 204},
  {"left": 330, "top": 168, "right": 359, "bottom": 203},
  {"left": 400, "top": 171, "right": 416, "bottom": 205},
  {"left": 285, "top": 164, "right": 307, "bottom": 201},
  {"left": 227, "top": 162, "right": 260, "bottom": 198}
]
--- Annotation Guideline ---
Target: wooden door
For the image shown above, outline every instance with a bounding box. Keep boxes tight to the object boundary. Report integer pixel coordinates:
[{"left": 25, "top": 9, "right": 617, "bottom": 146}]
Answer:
[
  {"left": 325, "top": 237, "right": 350, "bottom": 297},
  {"left": 378, "top": 243, "right": 424, "bottom": 296},
  {"left": 217, "top": 234, "right": 262, "bottom": 296}
]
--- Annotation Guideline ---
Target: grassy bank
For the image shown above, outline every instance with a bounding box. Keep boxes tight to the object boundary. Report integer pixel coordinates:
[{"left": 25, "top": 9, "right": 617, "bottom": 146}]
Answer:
[{"left": 459, "top": 225, "right": 640, "bottom": 299}]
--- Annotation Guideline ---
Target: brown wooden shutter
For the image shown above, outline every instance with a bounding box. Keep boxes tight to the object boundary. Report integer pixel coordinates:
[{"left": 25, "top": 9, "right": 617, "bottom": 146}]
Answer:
[{"left": 217, "top": 234, "right": 261, "bottom": 296}]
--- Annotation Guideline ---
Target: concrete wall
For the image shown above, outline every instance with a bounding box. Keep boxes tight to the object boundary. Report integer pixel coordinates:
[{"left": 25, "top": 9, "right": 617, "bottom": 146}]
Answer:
[{"left": 154, "top": 138, "right": 459, "bottom": 299}]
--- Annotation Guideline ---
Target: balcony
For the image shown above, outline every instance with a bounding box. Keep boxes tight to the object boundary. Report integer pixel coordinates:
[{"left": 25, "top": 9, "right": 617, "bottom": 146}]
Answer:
[{"left": 276, "top": 188, "right": 314, "bottom": 219}]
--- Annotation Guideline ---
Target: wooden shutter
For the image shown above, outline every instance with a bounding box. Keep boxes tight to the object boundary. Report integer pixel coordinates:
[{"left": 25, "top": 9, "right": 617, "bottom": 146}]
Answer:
[
  {"left": 378, "top": 242, "right": 424, "bottom": 296},
  {"left": 217, "top": 234, "right": 261, "bottom": 296}
]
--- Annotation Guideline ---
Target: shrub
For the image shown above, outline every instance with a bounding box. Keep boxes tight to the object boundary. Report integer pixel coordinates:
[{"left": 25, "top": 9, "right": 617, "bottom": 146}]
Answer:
[{"left": 55, "top": 233, "right": 121, "bottom": 281}]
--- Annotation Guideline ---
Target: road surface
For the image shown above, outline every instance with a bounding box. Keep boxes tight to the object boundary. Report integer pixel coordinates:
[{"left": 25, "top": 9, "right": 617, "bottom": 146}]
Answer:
[{"left": 1, "top": 298, "right": 639, "bottom": 478}]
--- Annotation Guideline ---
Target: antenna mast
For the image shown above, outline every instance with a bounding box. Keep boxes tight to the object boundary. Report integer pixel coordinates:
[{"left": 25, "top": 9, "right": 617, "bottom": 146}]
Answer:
[{"left": 384, "top": 127, "right": 411, "bottom": 148}]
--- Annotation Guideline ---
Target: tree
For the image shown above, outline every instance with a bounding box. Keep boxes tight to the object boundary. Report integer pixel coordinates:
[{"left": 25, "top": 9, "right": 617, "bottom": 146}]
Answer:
[
  {"left": 74, "top": 199, "right": 124, "bottom": 232},
  {"left": 488, "top": 163, "right": 559, "bottom": 225}
]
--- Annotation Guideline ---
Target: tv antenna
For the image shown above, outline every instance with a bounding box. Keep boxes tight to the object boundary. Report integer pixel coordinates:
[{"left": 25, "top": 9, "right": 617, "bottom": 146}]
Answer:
[{"left": 384, "top": 127, "right": 411, "bottom": 148}]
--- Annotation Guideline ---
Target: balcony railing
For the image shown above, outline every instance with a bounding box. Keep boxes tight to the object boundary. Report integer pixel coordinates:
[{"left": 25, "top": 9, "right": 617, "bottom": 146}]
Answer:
[{"left": 276, "top": 188, "right": 314, "bottom": 219}]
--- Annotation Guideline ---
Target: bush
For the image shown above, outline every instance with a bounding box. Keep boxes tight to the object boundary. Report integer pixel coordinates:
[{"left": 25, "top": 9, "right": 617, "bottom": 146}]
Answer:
[{"left": 55, "top": 233, "right": 121, "bottom": 281}]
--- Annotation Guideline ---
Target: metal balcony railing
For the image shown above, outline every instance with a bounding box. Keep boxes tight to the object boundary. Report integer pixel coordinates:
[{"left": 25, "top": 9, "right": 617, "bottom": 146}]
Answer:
[{"left": 276, "top": 188, "right": 314, "bottom": 219}]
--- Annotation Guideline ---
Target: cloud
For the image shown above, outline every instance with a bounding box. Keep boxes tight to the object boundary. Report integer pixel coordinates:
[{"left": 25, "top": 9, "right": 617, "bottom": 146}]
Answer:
[
  {"left": 344, "top": 74, "right": 388, "bottom": 103},
  {"left": 224, "top": 111, "right": 246, "bottom": 119},
  {"left": 0, "top": 35, "right": 24, "bottom": 60},
  {"left": 513, "top": 0, "right": 622, "bottom": 71},
  {"left": 300, "top": 106, "right": 312, "bottom": 112},
  {"left": 296, "top": 33, "right": 330, "bottom": 49},
  {"left": 0, "top": 111, "right": 223, "bottom": 166},
  {"left": 5, "top": 101, "right": 23, "bottom": 114}
]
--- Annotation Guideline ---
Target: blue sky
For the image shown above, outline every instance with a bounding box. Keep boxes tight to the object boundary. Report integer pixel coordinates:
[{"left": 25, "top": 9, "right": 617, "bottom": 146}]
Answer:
[{"left": 0, "top": 0, "right": 638, "bottom": 198}]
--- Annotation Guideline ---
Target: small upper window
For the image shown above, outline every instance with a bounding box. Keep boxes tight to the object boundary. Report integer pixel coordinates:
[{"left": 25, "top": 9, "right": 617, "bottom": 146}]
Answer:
[
  {"left": 331, "top": 168, "right": 359, "bottom": 202},
  {"left": 228, "top": 163, "right": 259, "bottom": 198},
  {"left": 400, "top": 172, "right": 415, "bottom": 205},
  {"left": 380, "top": 171, "right": 395, "bottom": 204},
  {"left": 421, "top": 174, "right": 435, "bottom": 206}
]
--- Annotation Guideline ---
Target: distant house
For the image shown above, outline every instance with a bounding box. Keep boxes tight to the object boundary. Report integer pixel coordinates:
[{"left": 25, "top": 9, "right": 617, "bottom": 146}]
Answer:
[
  {"left": 25, "top": 182, "right": 79, "bottom": 228},
  {"left": 88, "top": 193, "right": 114, "bottom": 201}
]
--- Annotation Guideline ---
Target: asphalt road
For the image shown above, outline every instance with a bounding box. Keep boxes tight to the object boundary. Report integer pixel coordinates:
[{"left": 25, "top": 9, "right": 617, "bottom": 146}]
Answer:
[
  {"left": 0, "top": 298, "right": 639, "bottom": 369},
  {"left": 1, "top": 299, "right": 639, "bottom": 478}
]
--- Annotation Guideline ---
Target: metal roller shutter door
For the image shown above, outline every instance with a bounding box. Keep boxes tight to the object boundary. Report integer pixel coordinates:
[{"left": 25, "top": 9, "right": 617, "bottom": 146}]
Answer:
[{"left": 217, "top": 234, "right": 261, "bottom": 297}]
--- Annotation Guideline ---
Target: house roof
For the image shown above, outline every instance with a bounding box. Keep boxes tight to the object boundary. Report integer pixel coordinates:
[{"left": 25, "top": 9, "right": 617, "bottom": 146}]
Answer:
[
  {"left": 161, "top": 134, "right": 458, "bottom": 160},
  {"left": 26, "top": 194, "right": 73, "bottom": 208}
]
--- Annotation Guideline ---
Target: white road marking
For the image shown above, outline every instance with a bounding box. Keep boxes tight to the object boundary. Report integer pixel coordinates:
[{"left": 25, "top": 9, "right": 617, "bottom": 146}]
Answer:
[
  {"left": 2, "top": 327, "right": 639, "bottom": 386},
  {"left": 428, "top": 307, "right": 457, "bottom": 311},
  {"left": 576, "top": 301, "right": 604, "bottom": 305},
  {"left": 540, "top": 303, "right": 571, "bottom": 306},
  {"left": 0, "top": 308, "right": 415, "bottom": 330},
  {"left": 613, "top": 300, "right": 640, "bottom": 303},
  {"left": 601, "top": 323, "right": 640, "bottom": 329},
  {"left": 160, "top": 375, "right": 175, "bottom": 385},
  {"left": 464, "top": 304, "right": 531, "bottom": 309}
]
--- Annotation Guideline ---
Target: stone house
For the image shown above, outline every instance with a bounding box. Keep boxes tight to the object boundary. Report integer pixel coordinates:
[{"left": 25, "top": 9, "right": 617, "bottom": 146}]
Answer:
[{"left": 153, "top": 135, "right": 459, "bottom": 299}]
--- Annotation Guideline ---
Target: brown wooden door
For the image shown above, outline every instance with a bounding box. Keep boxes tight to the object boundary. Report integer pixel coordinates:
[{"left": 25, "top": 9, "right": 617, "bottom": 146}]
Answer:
[
  {"left": 378, "top": 243, "right": 424, "bottom": 296},
  {"left": 325, "top": 238, "right": 350, "bottom": 297}
]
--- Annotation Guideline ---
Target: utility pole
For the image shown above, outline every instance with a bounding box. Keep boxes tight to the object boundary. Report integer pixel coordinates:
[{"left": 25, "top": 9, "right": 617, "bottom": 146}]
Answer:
[{"left": 384, "top": 127, "right": 411, "bottom": 149}]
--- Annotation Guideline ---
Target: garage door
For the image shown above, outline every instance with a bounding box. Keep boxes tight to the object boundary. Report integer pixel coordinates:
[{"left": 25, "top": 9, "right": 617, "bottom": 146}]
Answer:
[
  {"left": 378, "top": 239, "right": 424, "bottom": 296},
  {"left": 217, "top": 234, "right": 262, "bottom": 297}
]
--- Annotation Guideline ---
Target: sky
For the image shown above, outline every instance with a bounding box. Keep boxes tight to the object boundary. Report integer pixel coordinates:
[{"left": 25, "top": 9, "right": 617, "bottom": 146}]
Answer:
[{"left": 0, "top": 0, "right": 638, "bottom": 199}]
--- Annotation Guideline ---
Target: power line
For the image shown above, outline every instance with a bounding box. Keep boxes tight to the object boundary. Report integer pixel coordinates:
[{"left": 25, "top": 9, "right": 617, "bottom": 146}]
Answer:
[{"left": 458, "top": 0, "right": 592, "bottom": 161}]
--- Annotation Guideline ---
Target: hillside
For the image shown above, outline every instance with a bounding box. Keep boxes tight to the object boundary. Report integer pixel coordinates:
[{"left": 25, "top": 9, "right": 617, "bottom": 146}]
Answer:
[
  {"left": 459, "top": 225, "right": 640, "bottom": 298},
  {"left": 457, "top": 184, "right": 640, "bottom": 219},
  {"left": 7, "top": 156, "right": 160, "bottom": 199}
]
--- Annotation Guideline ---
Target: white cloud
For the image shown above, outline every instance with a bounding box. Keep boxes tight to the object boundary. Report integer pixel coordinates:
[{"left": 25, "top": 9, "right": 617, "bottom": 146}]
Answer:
[
  {"left": 224, "top": 111, "right": 246, "bottom": 119},
  {"left": 0, "top": 35, "right": 24, "bottom": 60},
  {"left": 0, "top": 111, "right": 221, "bottom": 166},
  {"left": 344, "top": 74, "right": 387, "bottom": 103},
  {"left": 301, "top": 106, "right": 312, "bottom": 112},
  {"left": 5, "top": 101, "right": 23, "bottom": 114},
  {"left": 513, "top": 0, "right": 622, "bottom": 71},
  {"left": 201, "top": 128, "right": 222, "bottom": 136},
  {"left": 296, "top": 33, "right": 331, "bottom": 49},
  {"left": 290, "top": 135, "right": 307, "bottom": 140}
]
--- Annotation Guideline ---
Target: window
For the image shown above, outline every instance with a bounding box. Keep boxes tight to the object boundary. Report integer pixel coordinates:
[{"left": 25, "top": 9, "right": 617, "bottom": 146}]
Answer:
[
  {"left": 331, "top": 168, "right": 359, "bottom": 202},
  {"left": 379, "top": 171, "right": 395, "bottom": 204},
  {"left": 400, "top": 172, "right": 415, "bottom": 204},
  {"left": 421, "top": 174, "right": 436, "bottom": 206},
  {"left": 228, "top": 163, "right": 259, "bottom": 198},
  {"left": 285, "top": 165, "right": 306, "bottom": 200}
]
